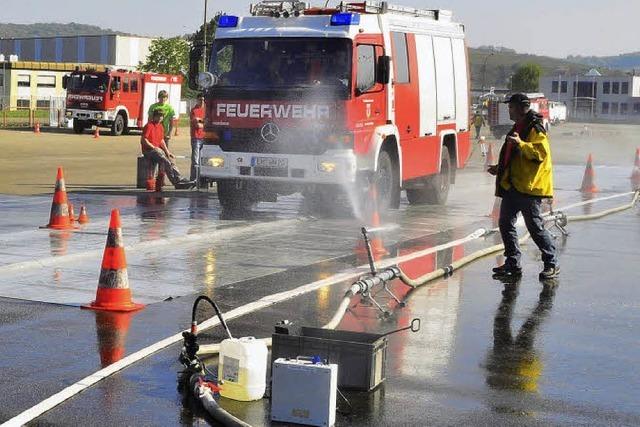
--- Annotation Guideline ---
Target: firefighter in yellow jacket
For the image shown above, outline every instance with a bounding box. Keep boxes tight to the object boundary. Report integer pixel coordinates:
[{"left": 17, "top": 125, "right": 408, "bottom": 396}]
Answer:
[{"left": 487, "top": 93, "right": 559, "bottom": 280}]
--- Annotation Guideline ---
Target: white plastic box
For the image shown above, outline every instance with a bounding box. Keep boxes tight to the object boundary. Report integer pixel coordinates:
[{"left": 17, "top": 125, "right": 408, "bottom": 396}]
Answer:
[{"left": 271, "top": 358, "right": 338, "bottom": 427}]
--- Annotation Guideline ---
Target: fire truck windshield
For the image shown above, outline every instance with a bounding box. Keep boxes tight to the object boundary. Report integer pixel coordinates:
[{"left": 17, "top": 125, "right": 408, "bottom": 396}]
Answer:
[
  {"left": 67, "top": 73, "right": 109, "bottom": 92},
  {"left": 209, "top": 38, "right": 351, "bottom": 93}
]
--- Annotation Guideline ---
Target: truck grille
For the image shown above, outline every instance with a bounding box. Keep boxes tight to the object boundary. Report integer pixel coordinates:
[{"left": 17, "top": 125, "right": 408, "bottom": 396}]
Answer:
[{"left": 217, "top": 127, "right": 328, "bottom": 155}]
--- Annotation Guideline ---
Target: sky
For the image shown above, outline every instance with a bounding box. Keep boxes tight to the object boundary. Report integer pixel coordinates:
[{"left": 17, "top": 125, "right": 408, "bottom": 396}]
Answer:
[{"left": 2, "top": 0, "right": 639, "bottom": 58}]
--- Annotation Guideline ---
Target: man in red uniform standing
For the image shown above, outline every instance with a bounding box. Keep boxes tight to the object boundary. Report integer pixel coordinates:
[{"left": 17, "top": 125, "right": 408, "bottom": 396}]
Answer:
[
  {"left": 190, "top": 94, "right": 206, "bottom": 181},
  {"left": 141, "top": 109, "right": 193, "bottom": 189}
]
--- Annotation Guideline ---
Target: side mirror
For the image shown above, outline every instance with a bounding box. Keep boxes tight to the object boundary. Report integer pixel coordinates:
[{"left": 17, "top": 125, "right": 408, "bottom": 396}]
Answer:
[
  {"left": 62, "top": 75, "right": 69, "bottom": 89},
  {"left": 376, "top": 55, "right": 390, "bottom": 85},
  {"left": 197, "top": 72, "right": 218, "bottom": 89}
]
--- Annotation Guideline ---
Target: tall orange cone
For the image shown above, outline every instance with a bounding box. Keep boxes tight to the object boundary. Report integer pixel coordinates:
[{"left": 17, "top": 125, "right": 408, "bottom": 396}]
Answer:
[
  {"left": 78, "top": 204, "right": 90, "bottom": 224},
  {"left": 580, "top": 153, "right": 598, "bottom": 193},
  {"left": 364, "top": 182, "right": 388, "bottom": 257},
  {"left": 44, "top": 167, "right": 74, "bottom": 230},
  {"left": 68, "top": 202, "right": 77, "bottom": 223},
  {"left": 489, "top": 197, "right": 501, "bottom": 224},
  {"left": 630, "top": 148, "right": 640, "bottom": 190},
  {"left": 95, "top": 311, "right": 134, "bottom": 367},
  {"left": 34, "top": 121, "right": 41, "bottom": 134},
  {"left": 485, "top": 143, "right": 496, "bottom": 166},
  {"left": 93, "top": 126, "right": 100, "bottom": 139},
  {"left": 82, "top": 209, "right": 144, "bottom": 312}
]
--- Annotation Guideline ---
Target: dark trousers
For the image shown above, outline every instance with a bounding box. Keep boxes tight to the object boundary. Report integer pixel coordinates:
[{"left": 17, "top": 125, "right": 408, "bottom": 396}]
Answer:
[
  {"left": 499, "top": 190, "right": 557, "bottom": 268},
  {"left": 143, "top": 150, "right": 184, "bottom": 186}
]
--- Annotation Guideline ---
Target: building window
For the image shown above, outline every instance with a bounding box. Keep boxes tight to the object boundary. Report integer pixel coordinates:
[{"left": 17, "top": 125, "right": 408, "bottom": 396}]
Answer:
[
  {"left": 621, "top": 82, "right": 629, "bottom": 94},
  {"left": 634, "top": 103, "right": 640, "bottom": 114},
  {"left": 612, "top": 82, "right": 619, "bottom": 94},
  {"left": 552, "top": 81, "right": 559, "bottom": 93},
  {"left": 17, "top": 74, "right": 31, "bottom": 87},
  {"left": 123, "top": 77, "right": 129, "bottom": 92},
  {"left": 561, "top": 81, "right": 567, "bottom": 93},
  {"left": 37, "top": 75, "right": 56, "bottom": 88},
  {"left": 36, "top": 99, "right": 51, "bottom": 109},
  {"left": 620, "top": 103, "right": 628, "bottom": 115},
  {"left": 17, "top": 99, "right": 30, "bottom": 109},
  {"left": 602, "top": 102, "right": 609, "bottom": 114},
  {"left": 611, "top": 102, "right": 619, "bottom": 114},
  {"left": 603, "top": 82, "right": 610, "bottom": 94},
  {"left": 391, "top": 32, "right": 409, "bottom": 84},
  {"left": 131, "top": 78, "right": 138, "bottom": 92}
]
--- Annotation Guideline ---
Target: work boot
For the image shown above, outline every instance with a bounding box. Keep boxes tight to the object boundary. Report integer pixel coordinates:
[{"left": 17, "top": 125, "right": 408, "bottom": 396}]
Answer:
[
  {"left": 539, "top": 265, "right": 560, "bottom": 280},
  {"left": 492, "top": 264, "right": 522, "bottom": 277}
]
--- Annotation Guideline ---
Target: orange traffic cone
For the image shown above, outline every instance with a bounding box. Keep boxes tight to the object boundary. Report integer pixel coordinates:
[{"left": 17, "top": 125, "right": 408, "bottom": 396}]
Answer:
[
  {"left": 95, "top": 311, "right": 134, "bottom": 367},
  {"left": 580, "top": 153, "right": 598, "bottom": 193},
  {"left": 93, "top": 126, "right": 100, "bottom": 139},
  {"left": 44, "top": 167, "right": 74, "bottom": 230},
  {"left": 68, "top": 202, "right": 77, "bottom": 223},
  {"left": 78, "top": 204, "right": 90, "bottom": 224},
  {"left": 82, "top": 209, "right": 144, "bottom": 312},
  {"left": 364, "top": 183, "right": 388, "bottom": 257},
  {"left": 489, "top": 197, "right": 501, "bottom": 224},
  {"left": 630, "top": 148, "right": 640, "bottom": 190},
  {"left": 34, "top": 121, "right": 41, "bottom": 134},
  {"left": 485, "top": 143, "right": 497, "bottom": 166}
]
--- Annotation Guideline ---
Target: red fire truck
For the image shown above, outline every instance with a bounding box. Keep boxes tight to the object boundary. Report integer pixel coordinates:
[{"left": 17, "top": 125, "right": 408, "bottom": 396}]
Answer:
[
  {"left": 191, "top": 1, "right": 471, "bottom": 211},
  {"left": 487, "top": 92, "right": 550, "bottom": 139},
  {"left": 63, "top": 70, "right": 182, "bottom": 135}
]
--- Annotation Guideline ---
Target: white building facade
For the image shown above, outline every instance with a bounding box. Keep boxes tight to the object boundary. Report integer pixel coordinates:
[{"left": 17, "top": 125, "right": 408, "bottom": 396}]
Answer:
[{"left": 540, "top": 72, "right": 640, "bottom": 122}]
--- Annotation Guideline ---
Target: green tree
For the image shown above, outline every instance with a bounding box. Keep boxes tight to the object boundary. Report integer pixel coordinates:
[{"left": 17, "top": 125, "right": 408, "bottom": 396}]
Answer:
[
  {"left": 511, "top": 63, "right": 542, "bottom": 92},
  {"left": 139, "top": 37, "right": 189, "bottom": 75}
]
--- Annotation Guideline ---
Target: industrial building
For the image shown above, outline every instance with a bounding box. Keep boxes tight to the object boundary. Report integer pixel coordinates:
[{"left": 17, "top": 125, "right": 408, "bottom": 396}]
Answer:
[
  {"left": 540, "top": 70, "right": 640, "bottom": 122},
  {"left": 0, "top": 35, "right": 153, "bottom": 69}
]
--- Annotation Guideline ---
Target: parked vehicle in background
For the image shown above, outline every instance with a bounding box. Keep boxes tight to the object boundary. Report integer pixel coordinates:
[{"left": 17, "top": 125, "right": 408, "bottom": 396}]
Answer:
[
  {"left": 191, "top": 0, "right": 472, "bottom": 212},
  {"left": 488, "top": 92, "right": 550, "bottom": 139},
  {"left": 549, "top": 101, "right": 567, "bottom": 125},
  {"left": 63, "top": 70, "right": 182, "bottom": 136}
]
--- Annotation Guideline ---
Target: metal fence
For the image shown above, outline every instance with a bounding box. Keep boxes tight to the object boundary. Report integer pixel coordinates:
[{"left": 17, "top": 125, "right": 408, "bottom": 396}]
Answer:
[{"left": 0, "top": 95, "right": 67, "bottom": 128}]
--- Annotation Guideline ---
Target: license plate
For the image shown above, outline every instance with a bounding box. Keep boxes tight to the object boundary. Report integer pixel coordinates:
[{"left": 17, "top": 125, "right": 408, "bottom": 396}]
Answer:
[{"left": 252, "top": 157, "right": 288, "bottom": 169}]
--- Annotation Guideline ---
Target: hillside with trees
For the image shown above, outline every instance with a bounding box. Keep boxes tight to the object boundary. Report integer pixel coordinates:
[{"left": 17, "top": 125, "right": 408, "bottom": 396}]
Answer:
[{"left": 0, "top": 22, "right": 130, "bottom": 38}]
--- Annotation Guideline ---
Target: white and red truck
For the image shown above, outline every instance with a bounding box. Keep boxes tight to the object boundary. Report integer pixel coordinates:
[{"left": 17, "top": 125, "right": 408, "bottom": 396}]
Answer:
[
  {"left": 191, "top": 1, "right": 471, "bottom": 211},
  {"left": 63, "top": 70, "right": 182, "bottom": 135},
  {"left": 488, "top": 92, "right": 550, "bottom": 139}
]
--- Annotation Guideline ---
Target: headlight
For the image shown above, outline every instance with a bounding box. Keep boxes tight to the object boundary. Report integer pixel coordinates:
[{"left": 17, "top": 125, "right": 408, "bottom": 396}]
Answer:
[
  {"left": 65, "top": 111, "right": 72, "bottom": 117},
  {"left": 207, "top": 156, "right": 225, "bottom": 168},
  {"left": 319, "top": 161, "right": 337, "bottom": 173},
  {"left": 95, "top": 113, "right": 103, "bottom": 119}
]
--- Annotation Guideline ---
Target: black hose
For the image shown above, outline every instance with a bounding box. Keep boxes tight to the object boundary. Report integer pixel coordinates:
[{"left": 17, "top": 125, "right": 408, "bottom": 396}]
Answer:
[
  {"left": 192, "top": 295, "right": 233, "bottom": 339},
  {"left": 189, "top": 374, "right": 252, "bottom": 427}
]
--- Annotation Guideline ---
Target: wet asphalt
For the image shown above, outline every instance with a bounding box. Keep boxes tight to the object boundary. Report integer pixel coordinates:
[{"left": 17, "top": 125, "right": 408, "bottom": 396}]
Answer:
[{"left": 1, "top": 158, "right": 639, "bottom": 426}]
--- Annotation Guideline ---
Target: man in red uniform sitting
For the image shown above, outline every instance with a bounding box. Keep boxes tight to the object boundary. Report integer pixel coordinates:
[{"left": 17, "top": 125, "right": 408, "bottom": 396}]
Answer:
[{"left": 141, "top": 109, "right": 193, "bottom": 189}]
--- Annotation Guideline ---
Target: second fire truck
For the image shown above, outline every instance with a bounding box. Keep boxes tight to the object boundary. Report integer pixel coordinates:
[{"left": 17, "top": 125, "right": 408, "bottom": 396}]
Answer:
[{"left": 192, "top": 1, "right": 472, "bottom": 211}]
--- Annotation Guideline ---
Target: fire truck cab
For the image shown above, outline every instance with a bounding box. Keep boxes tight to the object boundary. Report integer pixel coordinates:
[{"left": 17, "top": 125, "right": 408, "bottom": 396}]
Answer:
[
  {"left": 63, "top": 70, "right": 182, "bottom": 136},
  {"left": 193, "top": 1, "right": 471, "bottom": 211}
]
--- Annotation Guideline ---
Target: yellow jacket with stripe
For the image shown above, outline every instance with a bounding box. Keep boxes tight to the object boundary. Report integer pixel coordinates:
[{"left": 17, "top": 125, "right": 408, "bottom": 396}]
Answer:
[{"left": 496, "top": 113, "right": 553, "bottom": 198}]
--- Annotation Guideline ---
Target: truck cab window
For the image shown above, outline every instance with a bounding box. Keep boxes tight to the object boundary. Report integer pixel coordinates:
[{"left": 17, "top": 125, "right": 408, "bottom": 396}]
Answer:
[
  {"left": 391, "top": 32, "right": 409, "bottom": 83},
  {"left": 356, "top": 45, "right": 376, "bottom": 93},
  {"left": 123, "top": 77, "right": 129, "bottom": 92}
]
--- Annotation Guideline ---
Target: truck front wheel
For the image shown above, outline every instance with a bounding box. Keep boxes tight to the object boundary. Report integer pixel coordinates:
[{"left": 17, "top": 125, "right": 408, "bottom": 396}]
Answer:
[
  {"left": 111, "top": 114, "right": 125, "bottom": 136},
  {"left": 406, "top": 146, "right": 451, "bottom": 205},
  {"left": 216, "top": 180, "right": 257, "bottom": 213},
  {"left": 374, "top": 149, "right": 401, "bottom": 210},
  {"left": 73, "top": 120, "right": 87, "bottom": 134}
]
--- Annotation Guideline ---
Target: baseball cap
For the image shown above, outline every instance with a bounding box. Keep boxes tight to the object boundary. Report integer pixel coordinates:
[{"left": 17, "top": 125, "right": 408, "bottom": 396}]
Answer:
[{"left": 503, "top": 93, "right": 530, "bottom": 106}]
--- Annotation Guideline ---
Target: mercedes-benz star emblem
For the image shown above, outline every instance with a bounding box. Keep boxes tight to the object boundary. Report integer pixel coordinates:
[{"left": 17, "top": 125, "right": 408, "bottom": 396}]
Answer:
[{"left": 260, "top": 122, "right": 279, "bottom": 143}]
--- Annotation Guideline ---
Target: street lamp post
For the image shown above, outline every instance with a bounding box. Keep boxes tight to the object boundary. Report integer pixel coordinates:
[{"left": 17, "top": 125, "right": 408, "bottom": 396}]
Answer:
[
  {"left": 203, "top": 0, "right": 208, "bottom": 73},
  {"left": 481, "top": 52, "right": 494, "bottom": 94}
]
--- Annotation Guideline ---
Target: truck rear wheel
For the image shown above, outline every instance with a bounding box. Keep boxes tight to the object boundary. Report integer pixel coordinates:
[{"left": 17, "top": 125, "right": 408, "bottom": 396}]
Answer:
[
  {"left": 406, "top": 146, "right": 451, "bottom": 205},
  {"left": 111, "top": 114, "right": 125, "bottom": 136},
  {"left": 216, "top": 180, "right": 257, "bottom": 212}
]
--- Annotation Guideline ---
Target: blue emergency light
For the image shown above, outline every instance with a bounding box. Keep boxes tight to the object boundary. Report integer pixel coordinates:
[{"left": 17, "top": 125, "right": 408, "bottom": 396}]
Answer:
[
  {"left": 330, "top": 13, "right": 360, "bottom": 26},
  {"left": 218, "top": 15, "right": 239, "bottom": 28}
]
